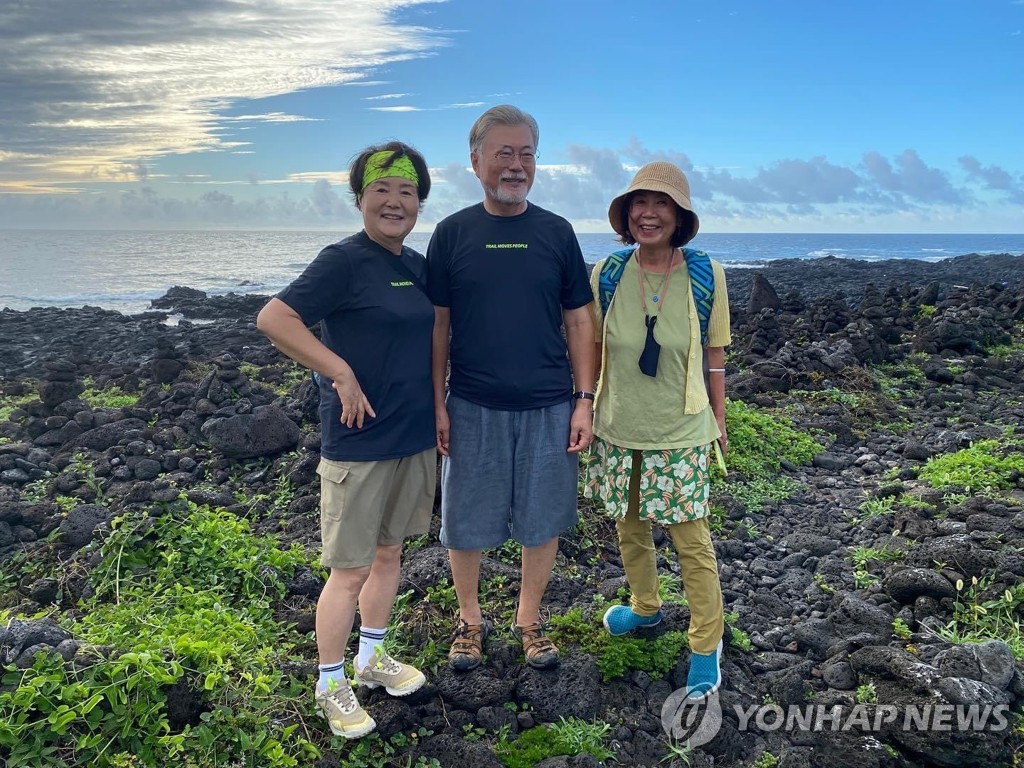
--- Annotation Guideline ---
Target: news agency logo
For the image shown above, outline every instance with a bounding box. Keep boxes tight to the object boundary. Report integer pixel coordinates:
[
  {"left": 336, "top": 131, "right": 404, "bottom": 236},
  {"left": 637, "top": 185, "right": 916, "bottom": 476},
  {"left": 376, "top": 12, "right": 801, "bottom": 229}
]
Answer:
[
  {"left": 662, "top": 690, "right": 1010, "bottom": 747},
  {"left": 661, "top": 690, "right": 723, "bottom": 747}
]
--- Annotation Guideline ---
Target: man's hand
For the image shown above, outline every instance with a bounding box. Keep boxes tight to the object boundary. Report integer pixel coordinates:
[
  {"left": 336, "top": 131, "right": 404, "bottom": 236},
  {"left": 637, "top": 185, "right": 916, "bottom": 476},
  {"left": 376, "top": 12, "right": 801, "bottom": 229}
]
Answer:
[
  {"left": 333, "top": 376, "right": 375, "bottom": 429},
  {"left": 435, "top": 406, "right": 451, "bottom": 456},
  {"left": 567, "top": 400, "right": 594, "bottom": 454}
]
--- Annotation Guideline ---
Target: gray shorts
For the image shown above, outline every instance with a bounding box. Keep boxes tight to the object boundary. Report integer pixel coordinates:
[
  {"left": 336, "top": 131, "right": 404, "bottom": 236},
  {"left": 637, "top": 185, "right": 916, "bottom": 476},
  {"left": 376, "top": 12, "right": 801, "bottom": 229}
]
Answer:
[{"left": 440, "top": 395, "right": 580, "bottom": 550}]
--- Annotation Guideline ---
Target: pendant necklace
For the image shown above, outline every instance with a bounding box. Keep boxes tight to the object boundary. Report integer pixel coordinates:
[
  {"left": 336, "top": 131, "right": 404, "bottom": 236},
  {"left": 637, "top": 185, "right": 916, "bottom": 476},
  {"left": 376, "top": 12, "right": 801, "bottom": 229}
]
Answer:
[
  {"left": 636, "top": 247, "right": 675, "bottom": 311},
  {"left": 635, "top": 247, "right": 677, "bottom": 378},
  {"left": 642, "top": 268, "right": 668, "bottom": 303}
]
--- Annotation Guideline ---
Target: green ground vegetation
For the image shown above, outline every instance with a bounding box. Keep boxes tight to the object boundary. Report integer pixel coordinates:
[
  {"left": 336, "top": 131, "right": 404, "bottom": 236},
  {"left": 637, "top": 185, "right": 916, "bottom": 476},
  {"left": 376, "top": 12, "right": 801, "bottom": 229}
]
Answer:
[
  {"left": 717, "top": 398, "right": 822, "bottom": 510},
  {"left": 0, "top": 500, "right": 324, "bottom": 767},
  {"left": 239, "top": 362, "right": 308, "bottom": 397},
  {"left": 548, "top": 602, "right": 687, "bottom": 681},
  {"left": 849, "top": 544, "right": 905, "bottom": 590},
  {"left": 919, "top": 437, "right": 1024, "bottom": 495},
  {"left": 938, "top": 576, "right": 1024, "bottom": 660},
  {"left": 495, "top": 717, "right": 613, "bottom": 768},
  {"left": 80, "top": 378, "right": 142, "bottom": 409},
  {"left": 0, "top": 387, "right": 38, "bottom": 421}
]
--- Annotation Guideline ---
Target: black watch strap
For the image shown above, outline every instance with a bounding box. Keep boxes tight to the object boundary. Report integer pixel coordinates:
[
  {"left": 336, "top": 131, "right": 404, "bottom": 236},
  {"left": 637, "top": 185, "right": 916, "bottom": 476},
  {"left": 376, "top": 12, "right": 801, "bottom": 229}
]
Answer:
[{"left": 573, "top": 391, "right": 595, "bottom": 401}]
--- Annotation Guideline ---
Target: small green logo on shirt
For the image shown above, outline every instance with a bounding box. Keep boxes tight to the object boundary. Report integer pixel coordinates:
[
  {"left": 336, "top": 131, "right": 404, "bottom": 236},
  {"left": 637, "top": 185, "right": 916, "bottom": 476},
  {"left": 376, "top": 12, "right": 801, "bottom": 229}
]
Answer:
[
  {"left": 390, "top": 280, "right": 414, "bottom": 287},
  {"left": 485, "top": 243, "right": 529, "bottom": 249}
]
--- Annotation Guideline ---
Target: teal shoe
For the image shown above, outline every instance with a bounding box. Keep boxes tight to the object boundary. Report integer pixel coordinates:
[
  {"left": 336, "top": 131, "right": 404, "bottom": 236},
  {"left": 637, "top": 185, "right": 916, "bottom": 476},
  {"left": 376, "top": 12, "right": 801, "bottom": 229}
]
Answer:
[
  {"left": 602, "top": 604, "right": 664, "bottom": 636},
  {"left": 685, "top": 640, "right": 723, "bottom": 699}
]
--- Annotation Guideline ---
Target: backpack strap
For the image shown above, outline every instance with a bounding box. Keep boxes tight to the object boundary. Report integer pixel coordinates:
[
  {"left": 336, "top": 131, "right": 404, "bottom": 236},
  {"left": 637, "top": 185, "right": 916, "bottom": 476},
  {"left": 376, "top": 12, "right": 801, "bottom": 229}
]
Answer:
[
  {"left": 598, "top": 246, "right": 716, "bottom": 346},
  {"left": 598, "top": 247, "right": 635, "bottom": 315},
  {"left": 682, "top": 247, "right": 715, "bottom": 346}
]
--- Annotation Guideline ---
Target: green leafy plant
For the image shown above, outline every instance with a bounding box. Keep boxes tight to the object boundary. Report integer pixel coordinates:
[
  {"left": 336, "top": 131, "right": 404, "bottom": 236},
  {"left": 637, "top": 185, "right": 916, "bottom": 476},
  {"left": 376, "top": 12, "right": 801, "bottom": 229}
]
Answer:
[
  {"left": 548, "top": 607, "right": 687, "bottom": 681},
  {"left": 856, "top": 496, "right": 896, "bottom": 521},
  {"left": 661, "top": 738, "right": 693, "bottom": 765},
  {"left": 920, "top": 439, "right": 1024, "bottom": 494},
  {"left": 753, "top": 752, "right": 780, "bottom": 768},
  {"left": 495, "top": 718, "right": 612, "bottom": 768},
  {"left": 0, "top": 501, "right": 320, "bottom": 767},
  {"left": 0, "top": 388, "right": 38, "bottom": 422},
  {"left": 849, "top": 545, "right": 903, "bottom": 591},
  {"left": 892, "top": 617, "right": 913, "bottom": 641},
  {"left": 855, "top": 682, "right": 878, "bottom": 704},
  {"left": 721, "top": 476, "right": 801, "bottom": 511},
  {"left": 725, "top": 399, "right": 822, "bottom": 480},
  {"left": 938, "top": 577, "right": 1024, "bottom": 659},
  {"left": 658, "top": 572, "right": 687, "bottom": 607},
  {"left": 80, "top": 379, "right": 141, "bottom": 409},
  {"left": 791, "top": 387, "right": 862, "bottom": 410},
  {"left": 724, "top": 611, "right": 753, "bottom": 652}
]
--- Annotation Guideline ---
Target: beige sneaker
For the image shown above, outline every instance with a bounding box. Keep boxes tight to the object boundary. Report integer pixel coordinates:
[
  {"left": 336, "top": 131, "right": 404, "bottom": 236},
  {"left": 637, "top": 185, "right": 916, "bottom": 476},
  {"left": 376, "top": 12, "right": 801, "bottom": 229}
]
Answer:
[
  {"left": 354, "top": 647, "right": 426, "bottom": 696},
  {"left": 315, "top": 679, "right": 375, "bottom": 739}
]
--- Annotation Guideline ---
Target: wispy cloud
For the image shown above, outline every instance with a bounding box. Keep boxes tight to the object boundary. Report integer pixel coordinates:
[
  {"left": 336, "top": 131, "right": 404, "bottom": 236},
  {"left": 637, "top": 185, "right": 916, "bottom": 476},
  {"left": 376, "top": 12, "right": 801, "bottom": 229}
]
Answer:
[
  {"left": 369, "top": 106, "right": 424, "bottom": 112},
  {"left": 220, "top": 113, "right": 321, "bottom": 124},
  {"left": 363, "top": 93, "right": 412, "bottom": 101},
  {"left": 367, "top": 101, "right": 484, "bottom": 112},
  {"left": 0, "top": 0, "right": 449, "bottom": 191}
]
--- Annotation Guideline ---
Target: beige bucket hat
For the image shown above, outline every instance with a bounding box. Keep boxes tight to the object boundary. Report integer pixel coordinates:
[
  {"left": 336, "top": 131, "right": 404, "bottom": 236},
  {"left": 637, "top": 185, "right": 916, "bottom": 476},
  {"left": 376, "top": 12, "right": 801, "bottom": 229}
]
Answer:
[{"left": 608, "top": 161, "right": 700, "bottom": 245}]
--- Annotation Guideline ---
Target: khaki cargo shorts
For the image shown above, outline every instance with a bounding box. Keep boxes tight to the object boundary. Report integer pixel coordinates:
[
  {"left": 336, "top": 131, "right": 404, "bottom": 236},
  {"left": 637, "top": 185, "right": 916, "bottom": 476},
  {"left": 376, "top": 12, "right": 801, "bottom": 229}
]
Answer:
[{"left": 317, "top": 447, "right": 436, "bottom": 569}]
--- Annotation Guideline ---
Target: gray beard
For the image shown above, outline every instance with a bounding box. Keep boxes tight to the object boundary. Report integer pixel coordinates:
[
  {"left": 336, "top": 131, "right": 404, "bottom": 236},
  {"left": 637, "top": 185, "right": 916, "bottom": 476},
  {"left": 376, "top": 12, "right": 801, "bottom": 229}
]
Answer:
[{"left": 484, "top": 181, "right": 529, "bottom": 206}]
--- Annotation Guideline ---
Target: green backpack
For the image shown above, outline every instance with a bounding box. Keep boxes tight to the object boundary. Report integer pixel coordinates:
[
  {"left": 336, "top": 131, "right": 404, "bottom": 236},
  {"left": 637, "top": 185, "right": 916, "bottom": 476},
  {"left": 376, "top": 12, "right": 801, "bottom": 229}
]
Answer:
[{"left": 597, "top": 247, "right": 715, "bottom": 344}]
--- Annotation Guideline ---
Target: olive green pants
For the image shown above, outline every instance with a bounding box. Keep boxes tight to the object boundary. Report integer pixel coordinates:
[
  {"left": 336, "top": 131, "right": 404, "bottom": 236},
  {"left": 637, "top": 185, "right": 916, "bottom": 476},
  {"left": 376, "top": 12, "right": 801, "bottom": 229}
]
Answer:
[{"left": 615, "top": 450, "right": 724, "bottom": 654}]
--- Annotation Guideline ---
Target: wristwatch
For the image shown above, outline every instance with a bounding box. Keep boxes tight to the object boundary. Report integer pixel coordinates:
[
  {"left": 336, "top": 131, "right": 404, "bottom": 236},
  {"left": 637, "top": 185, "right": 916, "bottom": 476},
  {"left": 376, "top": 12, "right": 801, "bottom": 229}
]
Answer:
[{"left": 573, "top": 391, "right": 595, "bottom": 401}]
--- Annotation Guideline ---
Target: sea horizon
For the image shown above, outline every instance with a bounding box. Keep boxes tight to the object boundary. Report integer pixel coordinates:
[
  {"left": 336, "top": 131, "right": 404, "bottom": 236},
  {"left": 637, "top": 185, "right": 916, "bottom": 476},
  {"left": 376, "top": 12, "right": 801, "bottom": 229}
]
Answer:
[{"left": 3, "top": 229, "right": 1024, "bottom": 315}]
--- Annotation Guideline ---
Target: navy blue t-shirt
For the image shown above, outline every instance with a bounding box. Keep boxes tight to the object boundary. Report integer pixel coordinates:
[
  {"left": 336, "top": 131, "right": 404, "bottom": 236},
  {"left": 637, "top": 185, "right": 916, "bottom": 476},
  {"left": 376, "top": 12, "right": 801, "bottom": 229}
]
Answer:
[
  {"left": 276, "top": 231, "right": 434, "bottom": 461},
  {"left": 426, "top": 202, "right": 594, "bottom": 410}
]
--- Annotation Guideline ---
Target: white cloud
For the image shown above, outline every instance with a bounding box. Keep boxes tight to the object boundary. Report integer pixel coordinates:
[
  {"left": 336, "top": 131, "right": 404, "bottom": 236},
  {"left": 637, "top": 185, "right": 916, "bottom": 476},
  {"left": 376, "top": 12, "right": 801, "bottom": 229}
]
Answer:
[
  {"left": 1, "top": 139, "right": 1016, "bottom": 231},
  {"left": 363, "top": 93, "right": 412, "bottom": 100},
  {"left": 220, "top": 113, "right": 321, "bottom": 123},
  {"left": 368, "top": 101, "right": 485, "bottom": 112},
  {"left": 0, "top": 0, "right": 448, "bottom": 190}
]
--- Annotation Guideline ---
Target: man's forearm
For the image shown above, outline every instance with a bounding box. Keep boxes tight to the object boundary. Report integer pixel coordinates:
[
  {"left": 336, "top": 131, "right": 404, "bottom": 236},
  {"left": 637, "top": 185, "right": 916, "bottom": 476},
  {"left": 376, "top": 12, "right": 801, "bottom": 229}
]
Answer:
[{"left": 431, "top": 308, "right": 451, "bottom": 407}]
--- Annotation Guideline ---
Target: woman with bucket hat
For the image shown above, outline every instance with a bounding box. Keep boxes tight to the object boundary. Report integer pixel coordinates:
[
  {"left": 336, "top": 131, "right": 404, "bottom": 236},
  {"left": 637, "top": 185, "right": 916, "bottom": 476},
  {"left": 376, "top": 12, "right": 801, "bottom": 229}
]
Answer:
[{"left": 583, "top": 161, "right": 731, "bottom": 698}]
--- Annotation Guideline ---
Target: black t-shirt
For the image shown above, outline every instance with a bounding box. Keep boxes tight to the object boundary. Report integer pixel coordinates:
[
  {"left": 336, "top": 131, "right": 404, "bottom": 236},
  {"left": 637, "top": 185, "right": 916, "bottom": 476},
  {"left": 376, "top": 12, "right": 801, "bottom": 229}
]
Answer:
[
  {"left": 426, "top": 202, "right": 594, "bottom": 410},
  {"left": 277, "top": 231, "right": 434, "bottom": 461}
]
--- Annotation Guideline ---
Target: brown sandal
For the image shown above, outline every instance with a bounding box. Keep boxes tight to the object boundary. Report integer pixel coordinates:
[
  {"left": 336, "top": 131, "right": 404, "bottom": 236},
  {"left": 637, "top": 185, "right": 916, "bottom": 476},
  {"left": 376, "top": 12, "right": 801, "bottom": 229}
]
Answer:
[
  {"left": 513, "top": 622, "right": 560, "bottom": 669},
  {"left": 449, "top": 619, "right": 491, "bottom": 672}
]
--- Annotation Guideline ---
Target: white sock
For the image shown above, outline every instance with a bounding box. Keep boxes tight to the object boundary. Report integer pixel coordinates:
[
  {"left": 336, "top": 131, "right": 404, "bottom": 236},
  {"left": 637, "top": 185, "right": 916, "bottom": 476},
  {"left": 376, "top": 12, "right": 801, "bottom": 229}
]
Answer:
[
  {"left": 317, "top": 661, "right": 347, "bottom": 694},
  {"left": 357, "top": 627, "right": 387, "bottom": 670}
]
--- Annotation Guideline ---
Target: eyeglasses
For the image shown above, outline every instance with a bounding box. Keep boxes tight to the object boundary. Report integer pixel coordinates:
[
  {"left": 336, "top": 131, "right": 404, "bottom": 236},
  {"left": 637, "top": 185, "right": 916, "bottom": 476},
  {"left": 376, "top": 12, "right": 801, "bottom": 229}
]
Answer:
[{"left": 493, "top": 149, "right": 538, "bottom": 166}]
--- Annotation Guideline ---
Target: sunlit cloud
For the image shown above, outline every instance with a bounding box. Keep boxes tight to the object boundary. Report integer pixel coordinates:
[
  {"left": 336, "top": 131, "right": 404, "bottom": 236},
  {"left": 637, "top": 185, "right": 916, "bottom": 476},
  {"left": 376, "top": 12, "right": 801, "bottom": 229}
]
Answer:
[
  {"left": 367, "top": 101, "right": 485, "bottom": 112},
  {"left": 220, "top": 113, "right": 321, "bottom": 123},
  {"left": 364, "top": 93, "right": 412, "bottom": 100},
  {"left": 0, "top": 0, "right": 449, "bottom": 191}
]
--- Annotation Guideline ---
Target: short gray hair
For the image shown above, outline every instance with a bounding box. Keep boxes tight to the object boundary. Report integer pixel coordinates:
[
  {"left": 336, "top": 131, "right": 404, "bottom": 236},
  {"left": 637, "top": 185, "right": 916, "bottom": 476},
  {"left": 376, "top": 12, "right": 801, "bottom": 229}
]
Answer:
[{"left": 468, "top": 105, "right": 539, "bottom": 155}]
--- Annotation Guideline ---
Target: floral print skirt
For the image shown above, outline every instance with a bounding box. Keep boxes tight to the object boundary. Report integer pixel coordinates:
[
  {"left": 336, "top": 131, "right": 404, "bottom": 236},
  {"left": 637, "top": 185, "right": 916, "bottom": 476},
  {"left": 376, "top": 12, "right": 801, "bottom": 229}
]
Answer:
[{"left": 583, "top": 437, "right": 712, "bottom": 524}]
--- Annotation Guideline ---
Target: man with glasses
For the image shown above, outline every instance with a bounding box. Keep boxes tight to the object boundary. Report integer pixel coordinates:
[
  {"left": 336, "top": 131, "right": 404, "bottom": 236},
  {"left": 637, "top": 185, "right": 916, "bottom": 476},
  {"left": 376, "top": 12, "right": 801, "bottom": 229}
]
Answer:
[{"left": 427, "top": 105, "right": 596, "bottom": 672}]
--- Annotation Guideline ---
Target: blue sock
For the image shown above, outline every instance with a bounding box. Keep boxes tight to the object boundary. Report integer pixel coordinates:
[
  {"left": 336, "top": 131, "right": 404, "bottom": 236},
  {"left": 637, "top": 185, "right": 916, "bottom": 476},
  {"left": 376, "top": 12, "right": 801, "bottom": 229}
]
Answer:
[
  {"left": 317, "top": 661, "right": 346, "bottom": 694},
  {"left": 357, "top": 627, "right": 387, "bottom": 670}
]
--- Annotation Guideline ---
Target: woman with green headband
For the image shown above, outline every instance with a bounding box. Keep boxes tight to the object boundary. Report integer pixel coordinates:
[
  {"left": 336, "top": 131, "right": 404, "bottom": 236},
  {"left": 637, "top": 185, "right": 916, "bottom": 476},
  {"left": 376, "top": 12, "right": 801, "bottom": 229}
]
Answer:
[{"left": 257, "top": 141, "right": 433, "bottom": 739}]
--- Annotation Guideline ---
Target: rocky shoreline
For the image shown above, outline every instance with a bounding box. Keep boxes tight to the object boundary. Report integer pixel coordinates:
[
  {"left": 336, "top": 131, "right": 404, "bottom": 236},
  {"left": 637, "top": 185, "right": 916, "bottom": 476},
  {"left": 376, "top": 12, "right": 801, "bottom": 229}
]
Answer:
[{"left": 2, "top": 252, "right": 1023, "bottom": 767}]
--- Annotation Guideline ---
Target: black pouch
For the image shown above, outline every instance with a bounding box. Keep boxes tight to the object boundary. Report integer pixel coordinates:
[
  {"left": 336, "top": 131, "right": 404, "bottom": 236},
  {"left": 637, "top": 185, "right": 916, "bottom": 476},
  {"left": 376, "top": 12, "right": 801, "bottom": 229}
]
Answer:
[{"left": 638, "top": 314, "right": 661, "bottom": 377}]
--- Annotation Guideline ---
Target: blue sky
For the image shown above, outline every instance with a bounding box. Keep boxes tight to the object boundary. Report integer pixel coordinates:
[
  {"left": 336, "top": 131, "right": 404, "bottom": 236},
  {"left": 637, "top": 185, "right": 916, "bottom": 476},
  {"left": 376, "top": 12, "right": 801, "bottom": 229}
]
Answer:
[{"left": 1, "top": 0, "right": 1022, "bottom": 232}]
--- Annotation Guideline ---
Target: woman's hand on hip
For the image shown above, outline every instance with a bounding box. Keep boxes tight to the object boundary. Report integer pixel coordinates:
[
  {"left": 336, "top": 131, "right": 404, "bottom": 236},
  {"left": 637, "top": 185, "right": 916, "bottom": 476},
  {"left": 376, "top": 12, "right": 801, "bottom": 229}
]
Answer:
[{"left": 332, "top": 376, "right": 375, "bottom": 429}]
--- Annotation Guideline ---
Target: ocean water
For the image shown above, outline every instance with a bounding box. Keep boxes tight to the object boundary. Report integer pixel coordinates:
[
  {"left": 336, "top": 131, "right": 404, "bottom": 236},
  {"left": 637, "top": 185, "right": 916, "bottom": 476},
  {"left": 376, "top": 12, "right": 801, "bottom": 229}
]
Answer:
[{"left": 1, "top": 229, "right": 1022, "bottom": 315}]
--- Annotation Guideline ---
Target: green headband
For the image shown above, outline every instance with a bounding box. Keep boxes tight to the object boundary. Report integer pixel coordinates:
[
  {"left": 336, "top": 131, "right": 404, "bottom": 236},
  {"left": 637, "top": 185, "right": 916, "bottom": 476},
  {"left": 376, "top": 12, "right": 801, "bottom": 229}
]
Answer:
[{"left": 361, "top": 151, "right": 419, "bottom": 193}]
